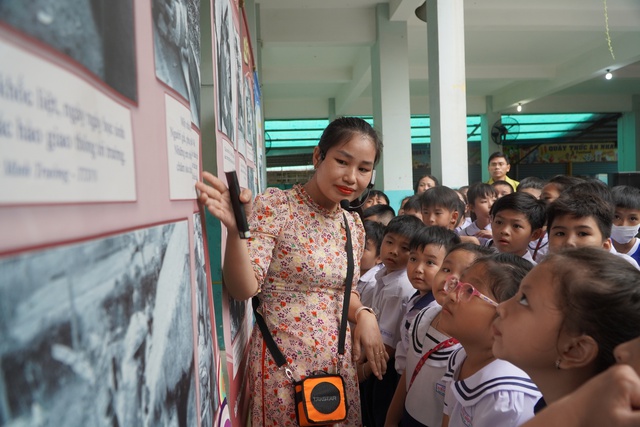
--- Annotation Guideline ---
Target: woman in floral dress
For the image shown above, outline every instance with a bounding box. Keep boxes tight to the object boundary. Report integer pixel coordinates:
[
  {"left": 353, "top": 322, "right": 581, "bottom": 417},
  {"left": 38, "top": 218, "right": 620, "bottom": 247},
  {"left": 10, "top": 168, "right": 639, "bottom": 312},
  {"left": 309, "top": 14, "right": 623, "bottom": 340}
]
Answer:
[{"left": 197, "top": 117, "right": 388, "bottom": 426}]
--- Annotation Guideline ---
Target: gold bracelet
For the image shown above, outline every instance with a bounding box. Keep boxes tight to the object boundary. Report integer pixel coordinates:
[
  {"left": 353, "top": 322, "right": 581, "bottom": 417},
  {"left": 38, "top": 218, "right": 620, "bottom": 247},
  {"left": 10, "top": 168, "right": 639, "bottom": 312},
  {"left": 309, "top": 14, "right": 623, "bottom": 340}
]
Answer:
[
  {"left": 350, "top": 289, "right": 361, "bottom": 300},
  {"left": 354, "top": 306, "right": 376, "bottom": 323}
]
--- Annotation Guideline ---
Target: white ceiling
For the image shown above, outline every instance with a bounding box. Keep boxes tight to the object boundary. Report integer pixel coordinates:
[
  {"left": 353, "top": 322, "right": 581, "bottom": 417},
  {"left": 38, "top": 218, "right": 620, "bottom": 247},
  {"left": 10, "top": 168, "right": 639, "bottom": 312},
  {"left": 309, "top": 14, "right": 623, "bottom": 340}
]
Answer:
[{"left": 254, "top": 0, "right": 640, "bottom": 119}]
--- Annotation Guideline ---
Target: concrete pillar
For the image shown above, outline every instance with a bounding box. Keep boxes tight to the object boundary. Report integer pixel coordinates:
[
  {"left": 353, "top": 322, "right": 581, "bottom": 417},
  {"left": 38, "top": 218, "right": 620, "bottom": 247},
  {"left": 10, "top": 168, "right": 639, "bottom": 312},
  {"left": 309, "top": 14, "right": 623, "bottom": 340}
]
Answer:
[
  {"left": 328, "top": 98, "right": 336, "bottom": 122},
  {"left": 618, "top": 95, "right": 640, "bottom": 172},
  {"left": 427, "top": 0, "right": 468, "bottom": 188},
  {"left": 371, "top": 3, "right": 413, "bottom": 211}
]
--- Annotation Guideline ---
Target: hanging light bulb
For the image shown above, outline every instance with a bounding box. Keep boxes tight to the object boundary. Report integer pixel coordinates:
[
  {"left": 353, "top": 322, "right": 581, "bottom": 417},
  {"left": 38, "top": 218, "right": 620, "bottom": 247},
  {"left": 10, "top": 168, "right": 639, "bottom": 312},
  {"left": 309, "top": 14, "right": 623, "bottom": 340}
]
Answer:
[
  {"left": 605, "top": 69, "right": 613, "bottom": 80},
  {"left": 516, "top": 103, "right": 522, "bottom": 113}
]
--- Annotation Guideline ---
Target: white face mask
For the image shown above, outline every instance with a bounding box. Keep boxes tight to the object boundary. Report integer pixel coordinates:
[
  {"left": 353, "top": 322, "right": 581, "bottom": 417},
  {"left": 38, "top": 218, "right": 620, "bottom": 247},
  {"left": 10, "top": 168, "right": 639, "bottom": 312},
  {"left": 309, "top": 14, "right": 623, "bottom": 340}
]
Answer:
[{"left": 611, "top": 224, "right": 640, "bottom": 244}]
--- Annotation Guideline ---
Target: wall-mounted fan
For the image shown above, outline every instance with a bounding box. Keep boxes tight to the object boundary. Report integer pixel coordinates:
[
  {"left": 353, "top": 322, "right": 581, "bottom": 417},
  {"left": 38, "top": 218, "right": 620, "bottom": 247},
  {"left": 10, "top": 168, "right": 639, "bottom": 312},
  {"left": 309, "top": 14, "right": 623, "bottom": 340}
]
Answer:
[{"left": 491, "top": 117, "right": 520, "bottom": 145}]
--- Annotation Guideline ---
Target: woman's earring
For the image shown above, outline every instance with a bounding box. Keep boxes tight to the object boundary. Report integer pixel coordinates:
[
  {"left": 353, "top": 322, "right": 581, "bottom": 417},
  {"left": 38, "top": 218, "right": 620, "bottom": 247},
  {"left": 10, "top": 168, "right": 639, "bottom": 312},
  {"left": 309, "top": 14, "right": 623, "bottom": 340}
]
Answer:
[{"left": 555, "top": 359, "right": 561, "bottom": 370}]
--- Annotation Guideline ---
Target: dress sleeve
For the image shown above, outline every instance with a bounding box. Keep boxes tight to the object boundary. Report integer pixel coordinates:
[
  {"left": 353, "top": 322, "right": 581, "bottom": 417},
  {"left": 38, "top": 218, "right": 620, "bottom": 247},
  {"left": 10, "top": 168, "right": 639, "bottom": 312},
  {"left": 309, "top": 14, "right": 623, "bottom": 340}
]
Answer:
[{"left": 246, "top": 188, "right": 290, "bottom": 289}]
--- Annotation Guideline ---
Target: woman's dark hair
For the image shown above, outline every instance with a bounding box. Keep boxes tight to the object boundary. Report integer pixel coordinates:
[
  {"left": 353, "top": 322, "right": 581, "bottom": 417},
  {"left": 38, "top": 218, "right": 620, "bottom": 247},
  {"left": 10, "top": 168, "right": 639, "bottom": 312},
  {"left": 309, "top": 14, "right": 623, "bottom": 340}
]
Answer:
[
  {"left": 317, "top": 117, "right": 383, "bottom": 165},
  {"left": 414, "top": 175, "right": 440, "bottom": 193},
  {"left": 544, "top": 247, "right": 640, "bottom": 373}
]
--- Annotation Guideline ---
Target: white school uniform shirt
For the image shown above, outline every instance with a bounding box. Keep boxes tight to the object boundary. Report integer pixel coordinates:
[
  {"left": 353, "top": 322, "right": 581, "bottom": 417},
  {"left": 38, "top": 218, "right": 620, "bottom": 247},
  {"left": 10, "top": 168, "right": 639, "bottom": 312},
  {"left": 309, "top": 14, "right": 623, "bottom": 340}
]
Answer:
[
  {"left": 521, "top": 250, "right": 537, "bottom": 266},
  {"left": 609, "top": 240, "right": 640, "bottom": 270},
  {"left": 442, "top": 347, "right": 541, "bottom": 427},
  {"left": 370, "top": 266, "right": 415, "bottom": 348},
  {"left": 458, "top": 220, "right": 492, "bottom": 246},
  {"left": 357, "top": 263, "right": 384, "bottom": 308},
  {"left": 455, "top": 217, "right": 473, "bottom": 234},
  {"left": 395, "top": 291, "right": 435, "bottom": 375},
  {"left": 404, "top": 305, "right": 461, "bottom": 427},
  {"left": 527, "top": 232, "right": 549, "bottom": 263}
]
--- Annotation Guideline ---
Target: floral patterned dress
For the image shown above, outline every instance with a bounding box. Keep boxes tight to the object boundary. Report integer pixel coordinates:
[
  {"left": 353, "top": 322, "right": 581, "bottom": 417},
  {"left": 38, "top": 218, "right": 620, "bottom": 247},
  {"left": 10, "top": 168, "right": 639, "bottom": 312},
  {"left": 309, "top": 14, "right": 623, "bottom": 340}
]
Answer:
[{"left": 247, "top": 185, "right": 365, "bottom": 426}]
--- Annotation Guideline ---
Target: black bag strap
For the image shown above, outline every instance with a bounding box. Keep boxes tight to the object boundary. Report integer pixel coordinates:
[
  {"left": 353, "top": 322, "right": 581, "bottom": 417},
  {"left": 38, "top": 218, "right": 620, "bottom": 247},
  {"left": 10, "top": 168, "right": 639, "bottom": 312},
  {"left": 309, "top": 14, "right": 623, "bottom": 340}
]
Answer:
[{"left": 253, "top": 212, "right": 354, "bottom": 368}]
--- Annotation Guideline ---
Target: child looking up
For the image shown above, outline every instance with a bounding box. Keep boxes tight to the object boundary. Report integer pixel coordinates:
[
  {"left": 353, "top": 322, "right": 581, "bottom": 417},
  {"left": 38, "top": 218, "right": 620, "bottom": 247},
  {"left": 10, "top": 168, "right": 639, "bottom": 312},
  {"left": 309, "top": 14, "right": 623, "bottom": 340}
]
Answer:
[
  {"left": 419, "top": 186, "right": 462, "bottom": 230},
  {"left": 610, "top": 185, "right": 640, "bottom": 265},
  {"left": 489, "top": 192, "right": 546, "bottom": 264},
  {"left": 491, "top": 180, "right": 514, "bottom": 198},
  {"left": 440, "top": 253, "right": 539, "bottom": 427},
  {"left": 458, "top": 182, "right": 497, "bottom": 245},
  {"left": 385, "top": 243, "right": 493, "bottom": 427},
  {"left": 492, "top": 247, "right": 640, "bottom": 412},
  {"left": 395, "top": 226, "right": 461, "bottom": 377},
  {"left": 361, "top": 215, "right": 425, "bottom": 426}
]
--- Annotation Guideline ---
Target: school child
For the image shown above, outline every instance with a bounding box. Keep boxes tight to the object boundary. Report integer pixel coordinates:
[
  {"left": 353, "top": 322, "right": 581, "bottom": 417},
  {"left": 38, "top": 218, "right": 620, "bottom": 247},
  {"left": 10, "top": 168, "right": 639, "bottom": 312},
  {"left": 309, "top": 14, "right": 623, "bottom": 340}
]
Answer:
[
  {"left": 517, "top": 176, "right": 545, "bottom": 199},
  {"left": 488, "top": 192, "right": 546, "bottom": 264},
  {"left": 358, "top": 220, "right": 386, "bottom": 307},
  {"left": 363, "top": 203, "right": 396, "bottom": 226},
  {"left": 546, "top": 193, "right": 640, "bottom": 269},
  {"left": 440, "top": 253, "right": 539, "bottom": 427},
  {"left": 458, "top": 183, "right": 497, "bottom": 246},
  {"left": 609, "top": 185, "right": 640, "bottom": 264},
  {"left": 398, "top": 195, "right": 412, "bottom": 215},
  {"left": 401, "top": 194, "right": 423, "bottom": 221},
  {"left": 492, "top": 247, "right": 640, "bottom": 414},
  {"left": 454, "top": 188, "right": 472, "bottom": 232},
  {"left": 540, "top": 174, "right": 584, "bottom": 204},
  {"left": 419, "top": 186, "right": 462, "bottom": 230},
  {"left": 491, "top": 180, "right": 514, "bottom": 198},
  {"left": 385, "top": 243, "right": 494, "bottom": 427},
  {"left": 395, "top": 227, "right": 461, "bottom": 377},
  {"left": 521, "top": 336, "right": 640, "bottom": 427},
  {"left": 360, "top": 214, "right": 424, "bottom": 427}
]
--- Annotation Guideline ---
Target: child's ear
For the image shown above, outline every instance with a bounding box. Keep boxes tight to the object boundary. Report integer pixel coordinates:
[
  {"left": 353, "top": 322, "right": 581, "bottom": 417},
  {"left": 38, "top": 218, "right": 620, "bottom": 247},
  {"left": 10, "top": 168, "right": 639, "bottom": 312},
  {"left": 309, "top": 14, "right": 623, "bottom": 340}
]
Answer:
[
  {"left": 558, "top": 334, "right": 599, "bottom": 370},
  {"left": 602, "top": 238, "right": 612, "bottom": 251},
  {"left": 529, "top": 228, "right": 544, "bottom": 242},
  {"left": 450, "top": 210, "right": 460, "bottom": 227}
]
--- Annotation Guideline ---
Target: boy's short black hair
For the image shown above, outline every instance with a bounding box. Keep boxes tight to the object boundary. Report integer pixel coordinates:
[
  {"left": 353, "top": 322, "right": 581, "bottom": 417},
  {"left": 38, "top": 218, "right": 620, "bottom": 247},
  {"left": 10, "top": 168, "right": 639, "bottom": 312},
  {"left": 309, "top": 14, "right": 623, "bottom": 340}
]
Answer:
[
  {"left": 488, "top": 152, "right": 510, "bottom": 165},
  {"left": 384, "top": 214, "right": 424, "bottom": 240},
  {"left": 545, "top": 175, "right": 585, "bottom": 193},
  {"left": 546, "top": 193, "right": 614, "bottom": 239},
  {"left": 363, "top": 220, "right": 385, "bottom": 256},
  {"left": 491, "top": 180, "right": 515, "bottom": 193},
  {"left": 368, "top": 189, "right": 390, "bottom": 205},
  {"left": 409, "top": 225, "right": 461, "bottom": 252},
  {"left": 467, "top": 182, "right": 497, "bottom": 206},
  {"left": 564, "top": 179, "right": 613, "bottom": 206},
  {"left": 402, "top": 194, "right": 422, "bottom": 213},
  {"left": 517, "top": 176, "right": 546, "bottom": 191},
  {"left": 419, "top": 186, "right": 461, "bottom": 212},
  {"left": 612, "top": 185, "right": 640, "bottom": 210},
  {"left": 490, "top": 192, "right": 547, "bottom": 230},
  {"left": 362, "top": 204, "right": 396, "bottom": 222}
]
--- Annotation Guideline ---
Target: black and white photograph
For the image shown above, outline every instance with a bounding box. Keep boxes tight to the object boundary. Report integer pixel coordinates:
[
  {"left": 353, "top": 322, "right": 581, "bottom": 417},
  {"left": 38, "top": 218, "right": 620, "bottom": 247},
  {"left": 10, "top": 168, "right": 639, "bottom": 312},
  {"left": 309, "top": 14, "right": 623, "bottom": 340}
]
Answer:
[
  {"left": 214, "top": 0, "right": 235, "bottom": 142},
  {"left": 0, "top": 221, "right": 197, "bottom": 427},
  {"left": 0, "top": 0, "right": 138, "bottom": 102},
  {"left": 152, "top": 0, "right": 201, "bottom": 128},
  {"left": 193, "top": 213, "right": 218, "bottom": 427}
]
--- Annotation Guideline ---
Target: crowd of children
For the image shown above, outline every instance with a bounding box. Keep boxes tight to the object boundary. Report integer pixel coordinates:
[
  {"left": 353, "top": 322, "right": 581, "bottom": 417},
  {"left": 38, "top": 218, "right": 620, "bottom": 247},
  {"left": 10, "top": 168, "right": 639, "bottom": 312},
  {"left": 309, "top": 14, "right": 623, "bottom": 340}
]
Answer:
[{"left": 353, "top": 155, "right": 640, "bottom": 427}]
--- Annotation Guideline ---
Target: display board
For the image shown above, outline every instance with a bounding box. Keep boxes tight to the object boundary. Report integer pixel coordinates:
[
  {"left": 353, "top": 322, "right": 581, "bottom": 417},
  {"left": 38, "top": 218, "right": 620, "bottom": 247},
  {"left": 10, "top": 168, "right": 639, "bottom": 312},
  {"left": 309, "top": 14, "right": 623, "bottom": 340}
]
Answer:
[{"left": 0, "top": 0, "right": 262, "bottom": 426}]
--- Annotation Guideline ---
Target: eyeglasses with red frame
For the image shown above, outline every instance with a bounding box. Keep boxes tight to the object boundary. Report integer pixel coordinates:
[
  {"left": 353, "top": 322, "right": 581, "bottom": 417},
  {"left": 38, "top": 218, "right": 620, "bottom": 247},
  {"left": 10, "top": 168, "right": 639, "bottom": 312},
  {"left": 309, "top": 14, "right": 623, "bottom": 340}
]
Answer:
[{"left": 443, "top": 275, "right": 498, "bottom": 307}]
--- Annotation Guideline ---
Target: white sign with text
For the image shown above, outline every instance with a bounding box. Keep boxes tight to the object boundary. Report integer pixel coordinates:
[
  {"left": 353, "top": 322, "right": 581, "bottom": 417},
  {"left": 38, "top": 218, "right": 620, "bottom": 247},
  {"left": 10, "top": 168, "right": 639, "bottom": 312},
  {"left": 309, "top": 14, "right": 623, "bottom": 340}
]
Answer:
[
  {"left": 165, "top": 95, "right": 200, "bottom": 200},
  {"left": 0, "top": 40, "right": 135, "bottom": 203}
]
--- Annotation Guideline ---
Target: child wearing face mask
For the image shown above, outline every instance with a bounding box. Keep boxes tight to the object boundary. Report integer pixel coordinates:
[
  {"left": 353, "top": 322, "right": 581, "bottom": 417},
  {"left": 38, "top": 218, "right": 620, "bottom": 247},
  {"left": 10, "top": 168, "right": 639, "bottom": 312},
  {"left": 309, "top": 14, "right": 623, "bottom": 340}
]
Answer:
[
  {"left": 439, "top": 253, "right": 539, "bottom": 427},
  {"left": 610, "top": 185, "right": 640, "bottom": 265}
]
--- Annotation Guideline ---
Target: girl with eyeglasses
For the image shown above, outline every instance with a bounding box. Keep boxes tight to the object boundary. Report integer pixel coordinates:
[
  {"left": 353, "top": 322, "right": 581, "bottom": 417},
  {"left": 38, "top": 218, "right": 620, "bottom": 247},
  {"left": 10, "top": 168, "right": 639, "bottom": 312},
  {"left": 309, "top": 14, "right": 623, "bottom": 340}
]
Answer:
[
  {"left": 439, "top": 253, "right": 540, "bottom": 427},
  {"left": 492, "top": 247, "right": 640, "bottom": 417}
]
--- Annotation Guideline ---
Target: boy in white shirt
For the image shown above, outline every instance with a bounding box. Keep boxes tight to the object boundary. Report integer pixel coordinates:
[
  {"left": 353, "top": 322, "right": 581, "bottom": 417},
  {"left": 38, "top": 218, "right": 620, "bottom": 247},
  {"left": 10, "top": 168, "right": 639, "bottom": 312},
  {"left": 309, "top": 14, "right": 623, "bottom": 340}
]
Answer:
[
  {"left": 458, "top": 183, "right": 496, "bottom": 246},
  {"left": 359, "top": 215, "right": 424, "bottom": 427}
]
